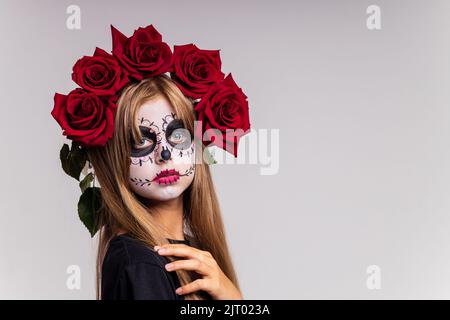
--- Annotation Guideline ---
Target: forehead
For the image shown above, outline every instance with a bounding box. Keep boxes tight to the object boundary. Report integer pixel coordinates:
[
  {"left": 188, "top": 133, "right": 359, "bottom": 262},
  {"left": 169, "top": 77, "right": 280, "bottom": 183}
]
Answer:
[{"left": 136, "top": 96, "right": 176, "bottom": 125}]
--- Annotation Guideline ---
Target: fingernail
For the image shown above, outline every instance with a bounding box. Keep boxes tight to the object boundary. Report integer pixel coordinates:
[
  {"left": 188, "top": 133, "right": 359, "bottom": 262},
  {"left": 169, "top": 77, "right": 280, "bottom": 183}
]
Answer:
[
  {"left": 165, "top": 263, "right": 173, "bottom": 270},
  {"left": 176, "top": 287, "right": 183, "bottom": 294},
  {"left": 154, "top": 246, "right": 160, "bottom": 251},
  {"left": 158, "top": 248, "right": 167, "bottom": 254}
]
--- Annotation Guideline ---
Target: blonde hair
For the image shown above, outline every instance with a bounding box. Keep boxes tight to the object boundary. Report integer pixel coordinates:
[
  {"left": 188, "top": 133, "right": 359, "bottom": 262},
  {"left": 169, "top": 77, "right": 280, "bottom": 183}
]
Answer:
[{"left": 86, "top": 74, "right": 240, "bottom": 300}]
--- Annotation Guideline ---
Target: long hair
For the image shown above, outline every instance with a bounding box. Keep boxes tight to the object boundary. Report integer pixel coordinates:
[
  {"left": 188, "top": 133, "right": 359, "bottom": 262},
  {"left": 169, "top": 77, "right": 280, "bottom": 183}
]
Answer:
[{"left": 86, "top": 74, "right": 240, "bottom": 300}]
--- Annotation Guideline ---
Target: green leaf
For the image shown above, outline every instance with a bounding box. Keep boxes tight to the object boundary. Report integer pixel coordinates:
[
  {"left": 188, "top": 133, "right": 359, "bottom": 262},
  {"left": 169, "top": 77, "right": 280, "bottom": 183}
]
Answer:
[
  {"left": 203, "top": 147, "right": 217, "bottom": 165},
  {"left": 77, "top": 187, "right": 101, "bottom": 237},
  {"left": 60, "top": 144, "right": 70, "bottom": 174},
  {"left": 79, "top": 172, "right": 94, "bottom": 193},
  {"left": 59, "top": 142, "right": 88, "bottom": 181}
]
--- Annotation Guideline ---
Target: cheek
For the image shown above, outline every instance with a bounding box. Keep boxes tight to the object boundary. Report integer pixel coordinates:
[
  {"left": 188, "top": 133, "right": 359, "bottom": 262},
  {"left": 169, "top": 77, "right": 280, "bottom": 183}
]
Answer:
[
  {"left": 129, "top": 160, "right": 158, "bottom": 191},
  {"left": 170, "top": 142, "right": 196, "bottom": 165},
  {"left": 129, "top": 160, "right": 158, "bottom": 179}
]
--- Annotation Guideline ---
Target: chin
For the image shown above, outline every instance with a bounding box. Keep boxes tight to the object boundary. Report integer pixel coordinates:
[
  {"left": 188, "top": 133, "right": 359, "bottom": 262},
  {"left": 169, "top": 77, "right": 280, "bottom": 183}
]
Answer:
[{"left": 138, "top": 185, "right": 186, "bottom": 202}]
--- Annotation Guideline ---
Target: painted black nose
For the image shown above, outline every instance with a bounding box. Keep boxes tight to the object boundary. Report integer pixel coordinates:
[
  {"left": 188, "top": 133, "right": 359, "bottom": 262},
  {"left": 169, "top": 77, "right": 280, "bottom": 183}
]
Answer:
[{"left": 160, "top": 146, "right": 171, "bottom": 161}]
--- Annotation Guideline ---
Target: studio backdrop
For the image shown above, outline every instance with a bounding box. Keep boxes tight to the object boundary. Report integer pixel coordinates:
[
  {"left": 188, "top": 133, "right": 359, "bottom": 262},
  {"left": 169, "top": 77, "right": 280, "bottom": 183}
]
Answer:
[{"left": 1, "top": 0, "right": 449, "bottom": 299}]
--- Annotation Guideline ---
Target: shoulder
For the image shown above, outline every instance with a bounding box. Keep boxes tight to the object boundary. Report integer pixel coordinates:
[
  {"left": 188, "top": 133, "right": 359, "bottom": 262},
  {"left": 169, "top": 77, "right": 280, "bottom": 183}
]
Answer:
[
  {"left": 101, "top": 234, "right": 181, "bottom": 299},
  {"left": 103, "top": 234, "right": 166, "bottom": 269}
]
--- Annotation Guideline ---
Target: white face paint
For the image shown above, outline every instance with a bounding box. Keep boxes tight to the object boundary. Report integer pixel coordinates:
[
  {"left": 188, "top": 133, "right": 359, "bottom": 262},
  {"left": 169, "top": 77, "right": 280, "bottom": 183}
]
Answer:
[{"left": 129, "top": 96, "right": 195, "bottom": 201}]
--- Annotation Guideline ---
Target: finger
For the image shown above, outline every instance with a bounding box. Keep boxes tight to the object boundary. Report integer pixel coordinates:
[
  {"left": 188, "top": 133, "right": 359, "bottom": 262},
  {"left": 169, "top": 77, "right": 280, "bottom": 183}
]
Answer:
[
  {"left": 176, "top": 279, "right": 209, "bottom": 296},
  {"left": 155, "top": 244, "right": 211, "bottom": 263},
  {"left": 155, "top": 243, "right": 211, "bottom": 258},
  {"left": 165, "top": 259, "right": 210, "bottom": 276}
]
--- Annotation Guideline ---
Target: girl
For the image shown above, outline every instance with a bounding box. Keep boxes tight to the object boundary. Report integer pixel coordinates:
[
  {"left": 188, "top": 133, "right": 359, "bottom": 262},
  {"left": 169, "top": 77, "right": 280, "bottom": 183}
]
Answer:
[
  {"left": 51, "top": 23, "right": 250, "bottom": 300},
  {"left": 87, "top": 75, "right": 242, "bottom": 300}
]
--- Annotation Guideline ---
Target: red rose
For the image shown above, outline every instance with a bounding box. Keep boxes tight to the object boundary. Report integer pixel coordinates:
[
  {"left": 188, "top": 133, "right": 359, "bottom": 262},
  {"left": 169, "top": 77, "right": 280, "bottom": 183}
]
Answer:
[
  {"left": 51, "top": 88, "right": 117, "bottom": 147},
  {"left": 72, "top": 47, "right": 129, "bottom": 96},
  {"left": 194, "top": 74, "right": 250, "bottom": 157},
  {"left": 171, "top": 44, "right": 225, "bottom": 99},
  {"left": 111, "top": 24, "right": 173, "bottom": 80}
]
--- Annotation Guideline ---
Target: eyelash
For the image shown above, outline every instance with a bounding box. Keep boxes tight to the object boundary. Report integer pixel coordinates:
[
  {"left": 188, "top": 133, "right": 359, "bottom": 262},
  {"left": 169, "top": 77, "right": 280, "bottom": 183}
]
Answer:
[{"left": 135, "top": 138, "right": 154, "bottom": 148}]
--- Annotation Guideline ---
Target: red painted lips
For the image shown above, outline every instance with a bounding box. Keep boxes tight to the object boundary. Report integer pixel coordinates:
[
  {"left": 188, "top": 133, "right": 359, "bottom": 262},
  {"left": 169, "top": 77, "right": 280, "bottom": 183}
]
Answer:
[{"left": 152, "top": 168, "right": 180, "bottom": 185}]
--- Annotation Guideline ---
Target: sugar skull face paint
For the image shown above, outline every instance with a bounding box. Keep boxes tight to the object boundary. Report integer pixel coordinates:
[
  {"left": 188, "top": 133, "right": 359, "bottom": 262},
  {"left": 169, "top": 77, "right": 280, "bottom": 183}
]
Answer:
[{"left": 129, "top": 96, "right": 195, "bottom": 201}]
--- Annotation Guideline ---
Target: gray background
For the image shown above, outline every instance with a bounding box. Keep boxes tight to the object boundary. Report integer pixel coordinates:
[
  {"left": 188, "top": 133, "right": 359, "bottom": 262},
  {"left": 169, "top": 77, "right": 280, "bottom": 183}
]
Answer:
[{"left": 0, "top": 0, "right": 449, "bottom": 299}]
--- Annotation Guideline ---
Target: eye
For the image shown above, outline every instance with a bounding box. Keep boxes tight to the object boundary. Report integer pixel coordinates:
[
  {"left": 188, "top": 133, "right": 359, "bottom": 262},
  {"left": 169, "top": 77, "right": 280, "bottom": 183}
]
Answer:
[
  {"left": 167, "top": 128, "right": 191, "bottom": 150},
  {"left": 131, "top": 126, "right": 157, "bottom": 157},
  {"left": 168, "top": 129, "right": 186, "bottom": 144},
  {"left": 165, "top": 119, "right": 191, "bottom": 150},
  {"left": 133, "top": 138, "right": 154, "bottom": 150}
]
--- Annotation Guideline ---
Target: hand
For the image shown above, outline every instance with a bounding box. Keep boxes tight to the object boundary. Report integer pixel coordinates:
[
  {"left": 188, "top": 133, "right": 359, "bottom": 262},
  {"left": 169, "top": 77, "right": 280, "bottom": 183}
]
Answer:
[{"left": 154, "top": 243, "right": 243, "bottom": 300}]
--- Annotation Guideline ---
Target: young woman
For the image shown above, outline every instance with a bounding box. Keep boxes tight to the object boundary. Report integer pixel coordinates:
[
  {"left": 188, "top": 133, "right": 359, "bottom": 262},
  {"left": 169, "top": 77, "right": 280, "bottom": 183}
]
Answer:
[
  {"left": 51, "top": 23, "right": 250, "bottom": 300},
  {"left": 88, "top": 75, "right": 242, "bottom": 300}
]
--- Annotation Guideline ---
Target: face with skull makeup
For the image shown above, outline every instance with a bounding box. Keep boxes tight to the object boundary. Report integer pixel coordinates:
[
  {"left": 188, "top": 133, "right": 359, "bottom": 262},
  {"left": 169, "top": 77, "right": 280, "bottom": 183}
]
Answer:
[{"left": 129, "top": 96, "right": 196, "bottom": 202}]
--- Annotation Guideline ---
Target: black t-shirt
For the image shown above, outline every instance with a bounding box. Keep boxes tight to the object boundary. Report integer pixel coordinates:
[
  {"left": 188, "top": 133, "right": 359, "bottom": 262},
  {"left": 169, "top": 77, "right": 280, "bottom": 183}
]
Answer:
[{"left": 101, "top": 233, "right": 212, "bottom": 300}]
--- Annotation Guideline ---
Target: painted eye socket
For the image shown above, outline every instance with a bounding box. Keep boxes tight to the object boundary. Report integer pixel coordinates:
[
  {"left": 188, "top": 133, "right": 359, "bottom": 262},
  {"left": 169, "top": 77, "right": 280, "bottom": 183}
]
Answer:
[
  {"left": 165, "top": 119, "right": 192, "bottom": 150},
  {"left": 131, "top": 126, "right": 157, "bottom": 157},
  {"left": 167, "top": 128, "right": 191, "bottom": 150}
]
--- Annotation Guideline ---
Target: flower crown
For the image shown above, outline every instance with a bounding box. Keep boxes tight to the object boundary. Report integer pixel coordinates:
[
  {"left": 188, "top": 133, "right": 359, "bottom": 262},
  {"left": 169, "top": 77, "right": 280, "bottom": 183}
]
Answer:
[{"left": 51, "top": 24, "right": 251, "bottom": 236}]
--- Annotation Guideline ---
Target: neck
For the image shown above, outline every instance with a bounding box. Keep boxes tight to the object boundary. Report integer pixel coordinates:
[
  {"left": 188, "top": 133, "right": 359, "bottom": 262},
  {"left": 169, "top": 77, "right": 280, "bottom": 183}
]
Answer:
[{"left": 149, "top": 195, "right": 185, "bottom": 241}]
